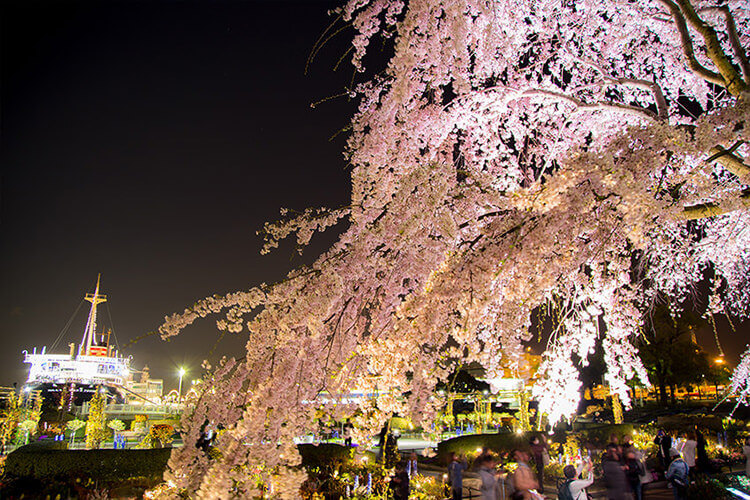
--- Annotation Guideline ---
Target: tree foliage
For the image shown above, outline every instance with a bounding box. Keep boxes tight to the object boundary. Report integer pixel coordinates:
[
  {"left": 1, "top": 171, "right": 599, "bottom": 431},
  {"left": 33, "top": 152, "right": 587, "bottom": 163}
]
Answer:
[
  {"left": 157, "top": 0, "right": 749, "bottom": 496},
  {"left": 85, "top": 389, "right": 106, "bottom": 449},
  {"left": 638, "top": 305, "right": 709, "bottom": 404}
]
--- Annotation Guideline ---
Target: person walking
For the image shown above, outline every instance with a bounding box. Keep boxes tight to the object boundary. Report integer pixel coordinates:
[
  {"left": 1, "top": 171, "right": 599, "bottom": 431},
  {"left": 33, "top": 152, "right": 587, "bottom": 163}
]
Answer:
[
  {"left": 623, "top": 448, "right": 644, "bottom": 500},
  {"left": 602, "top": 443, "right": 628, "bottom": 500},
  {"left": 529, "top": 435, "right": 548, "bottom": 494},
  {"left": 478, "top": 455, "right": 500, "bottom": 500},
  {"left": 666, "top": 449, "right": 689, "bottom": 500},
  {"left": 448, "top": 452, "right": 468, "bottom": 500},
  {"left": 655, "top": 429, "right": 672, "bottom": 473},
  {"left": 680, "top": 431, "right": 697, "bottom": 476}
]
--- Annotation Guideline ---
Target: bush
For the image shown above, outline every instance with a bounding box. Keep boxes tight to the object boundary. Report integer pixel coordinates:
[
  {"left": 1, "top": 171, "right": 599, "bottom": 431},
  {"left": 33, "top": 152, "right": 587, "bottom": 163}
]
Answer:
[{"left": 3, "top": 448, "right": 171, "bottom": 481}]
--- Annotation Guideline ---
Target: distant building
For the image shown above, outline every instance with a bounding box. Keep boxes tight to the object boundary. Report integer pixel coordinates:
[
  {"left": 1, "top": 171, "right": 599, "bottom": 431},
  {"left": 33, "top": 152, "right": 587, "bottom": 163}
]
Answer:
[{"left": 124, "top": 365, "right": 163, "bottom": 403}]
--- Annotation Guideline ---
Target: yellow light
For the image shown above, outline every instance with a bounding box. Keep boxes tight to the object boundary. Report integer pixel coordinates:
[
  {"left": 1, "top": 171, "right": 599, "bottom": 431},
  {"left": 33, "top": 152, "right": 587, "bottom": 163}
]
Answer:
[
  {"left": 179, "top": 367, "right": 187, "bottom": 376},
  {"left": 476, "top": 447, "right": 483, "bottom": 454}
]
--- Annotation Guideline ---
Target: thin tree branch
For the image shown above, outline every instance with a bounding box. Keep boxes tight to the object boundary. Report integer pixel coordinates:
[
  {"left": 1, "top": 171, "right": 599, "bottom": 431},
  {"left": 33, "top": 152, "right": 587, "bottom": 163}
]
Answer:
[
  {"left": 572, "top": 55, "right": 669, "bottom": 119},
  {"left": 523, "top": 89, "right": 658, "bottom": 120}
]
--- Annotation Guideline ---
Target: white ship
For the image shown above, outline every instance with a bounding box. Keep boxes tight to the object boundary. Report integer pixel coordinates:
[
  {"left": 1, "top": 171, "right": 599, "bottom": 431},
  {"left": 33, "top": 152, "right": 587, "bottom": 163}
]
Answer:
[{"left": 23, "top": 276, "right": 133, "bottom": 404}]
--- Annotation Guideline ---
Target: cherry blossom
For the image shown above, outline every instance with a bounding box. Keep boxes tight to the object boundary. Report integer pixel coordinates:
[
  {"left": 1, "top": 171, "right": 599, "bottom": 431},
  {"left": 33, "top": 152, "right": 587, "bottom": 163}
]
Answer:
[{"left": 155, "top": 0, "right": 749, "bottom": 496}]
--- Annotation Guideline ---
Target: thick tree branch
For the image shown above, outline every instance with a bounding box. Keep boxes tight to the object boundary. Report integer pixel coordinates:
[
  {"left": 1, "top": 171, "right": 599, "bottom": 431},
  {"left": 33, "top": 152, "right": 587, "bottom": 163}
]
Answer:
[
  {"left": 680, "top": 193, "right": 750, "bottom": 220},
  {"left": 699, "top": 6, "right": 750, "bottom": 85},
  {"left": 707, "top": 144, "right": 750, "bottom": 180},
  {"left": 657, "top": 0, "right": 726, "bottom": 87},
  {"left": 666, "top": 0, "right": 749, "bottom": 95}
]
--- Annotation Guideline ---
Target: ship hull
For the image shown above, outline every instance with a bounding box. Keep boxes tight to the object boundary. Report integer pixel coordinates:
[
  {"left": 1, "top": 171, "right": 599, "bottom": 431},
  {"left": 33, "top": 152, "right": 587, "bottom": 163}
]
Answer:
[{"left": 27, "top": 381, "right": 125, "bottom": 406}]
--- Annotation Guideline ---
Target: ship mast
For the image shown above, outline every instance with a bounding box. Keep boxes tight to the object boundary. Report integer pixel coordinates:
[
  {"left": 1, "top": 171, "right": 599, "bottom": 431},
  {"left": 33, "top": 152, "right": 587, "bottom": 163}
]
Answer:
[{"left": 78, "top": 274, "right": 107, "bottom": 357}]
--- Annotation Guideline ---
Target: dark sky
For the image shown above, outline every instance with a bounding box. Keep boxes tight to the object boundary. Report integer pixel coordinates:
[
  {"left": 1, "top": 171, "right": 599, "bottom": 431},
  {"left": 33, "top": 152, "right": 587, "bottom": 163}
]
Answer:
[
  {"left": 1, "top": 0, "right": 355, "bottom": 389},
  {"left": 2, "top": 0, "right": 747, "bottom": 392}
]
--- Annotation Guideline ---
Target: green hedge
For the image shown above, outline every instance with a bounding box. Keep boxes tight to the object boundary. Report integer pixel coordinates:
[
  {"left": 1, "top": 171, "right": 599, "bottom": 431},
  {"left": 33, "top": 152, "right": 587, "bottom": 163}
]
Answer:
[
  {"left": 298, "top": 443, "right": 376, "bottom": 468},
  {"left": 570, "top": 423, "right": 637, "bottom": 447},
  {"left": 436, "top": 432, "right": 536, "bottom": 463},
  {"left": 4, "top": 448, "right": 171, "bottom": 481}
]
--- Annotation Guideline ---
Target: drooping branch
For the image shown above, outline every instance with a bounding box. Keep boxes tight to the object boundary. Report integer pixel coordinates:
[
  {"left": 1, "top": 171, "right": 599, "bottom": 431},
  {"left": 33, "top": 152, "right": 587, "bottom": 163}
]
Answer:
[
  {"left": 572, "top": 55, "right": 669, "bottom": 120},
  {"left": 523, "top": 89, "right": 658, "bottom": 121}
]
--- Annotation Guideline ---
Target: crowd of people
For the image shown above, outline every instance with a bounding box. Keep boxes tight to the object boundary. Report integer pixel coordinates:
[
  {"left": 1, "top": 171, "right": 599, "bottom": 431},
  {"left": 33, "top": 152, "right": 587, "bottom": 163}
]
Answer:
[{"left": 443, "top": 427, "right": 748, "bottom": 500}]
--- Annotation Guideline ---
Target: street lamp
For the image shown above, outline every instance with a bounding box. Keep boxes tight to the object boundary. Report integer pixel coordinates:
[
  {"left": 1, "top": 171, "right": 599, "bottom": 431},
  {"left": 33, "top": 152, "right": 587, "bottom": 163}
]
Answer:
[{"left": 178, "top": 367, "right": 186, "bottom": 404}]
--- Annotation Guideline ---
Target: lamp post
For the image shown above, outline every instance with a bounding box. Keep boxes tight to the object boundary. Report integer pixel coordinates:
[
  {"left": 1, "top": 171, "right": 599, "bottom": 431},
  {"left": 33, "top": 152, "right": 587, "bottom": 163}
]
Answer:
[{"left": 178, "top": 367, "right": 186, "bottom": 404}]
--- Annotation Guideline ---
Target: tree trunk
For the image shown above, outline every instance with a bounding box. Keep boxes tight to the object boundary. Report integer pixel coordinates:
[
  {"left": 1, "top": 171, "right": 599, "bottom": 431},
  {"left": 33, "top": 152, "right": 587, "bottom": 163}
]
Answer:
[{"left": 657, "top": 374, "right": 669, "bottom": 406}]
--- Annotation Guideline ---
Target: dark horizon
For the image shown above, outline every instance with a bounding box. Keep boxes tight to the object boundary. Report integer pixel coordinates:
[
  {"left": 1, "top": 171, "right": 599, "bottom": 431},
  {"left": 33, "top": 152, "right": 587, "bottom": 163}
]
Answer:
[{"left": 1, "top": 0, "right": 354, "bottom": 389}]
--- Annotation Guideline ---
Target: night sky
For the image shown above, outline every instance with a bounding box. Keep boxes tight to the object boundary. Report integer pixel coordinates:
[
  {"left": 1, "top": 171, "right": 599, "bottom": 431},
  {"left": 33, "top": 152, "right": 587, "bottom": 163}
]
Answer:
[
  {"left": 2, "top": 0, "right": 354, "bottom": 389},
  {"left": 2, "top": 0, "right": 747, "bottom": 392}
]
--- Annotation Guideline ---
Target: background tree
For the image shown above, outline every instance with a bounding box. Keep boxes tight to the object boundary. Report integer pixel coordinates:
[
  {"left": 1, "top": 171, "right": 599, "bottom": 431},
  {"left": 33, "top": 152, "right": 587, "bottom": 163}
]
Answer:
[
  {"left": 107, "top": 418, "right": 126, "bottom": 443},
  {"left": 156, "top": 0, "right": 750, "bottom": 495},
  {"left": 639, "top": 305, "right": 710, "bottom": 405},
  {"left": 65, "top": 418, "right": 85, "bottom": 448},
  {"left": 85, "top": 388, "right": 106, "bottom": 449}
]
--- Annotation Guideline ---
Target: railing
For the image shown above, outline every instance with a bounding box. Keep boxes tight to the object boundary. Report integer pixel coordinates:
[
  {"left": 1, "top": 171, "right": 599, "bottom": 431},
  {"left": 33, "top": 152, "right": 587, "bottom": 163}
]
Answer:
[{"left": 78, "top": 402, "right": 183, "bottom": 417}]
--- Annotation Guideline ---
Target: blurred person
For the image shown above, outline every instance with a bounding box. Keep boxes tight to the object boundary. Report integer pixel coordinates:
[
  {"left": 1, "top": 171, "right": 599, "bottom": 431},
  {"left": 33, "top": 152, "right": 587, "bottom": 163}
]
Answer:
[
  {"left": 478, "top": 455, "right": 500, "bottom": 500},
  {"left": 342, "top": 418, "right": 353, "bottom": 447},
  {"left": 624, "top": 448, "right": 644, "bottom": 500},
  {"left": 621, "top": 434, "right": 634, "bottom": 454},
  {"left": 529, "top": 435, "right": 548, "bottom": 493},
  {"left": 695, "top": 427, "right": 709, "bottom": 474},
  {"left": 512, "top": 449, "right": 539, "bottom": 498},
  {"left": 654, "top": 429, "right": 672, "bottom": 472},
  {"left": 743, "top": 437, "right": 750, "bottom": 477},
  {"left": 680, "top": 431, "right": 697, "bottom": 476},
  {"left": 447, "top": 452, "right": 468, "bottom": 500},
  {"left": 390, "top": 461, "right": 410, "bottom": 500},
  {"left": 602, "top": 443, "right": 628, "bottom": 500}
]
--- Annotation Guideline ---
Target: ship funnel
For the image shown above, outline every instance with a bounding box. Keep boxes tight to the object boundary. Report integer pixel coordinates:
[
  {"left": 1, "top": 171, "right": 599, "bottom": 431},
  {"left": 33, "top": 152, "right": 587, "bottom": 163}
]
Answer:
[{"left": 69, "top": 342, "right": 76, "bottom": 359}]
